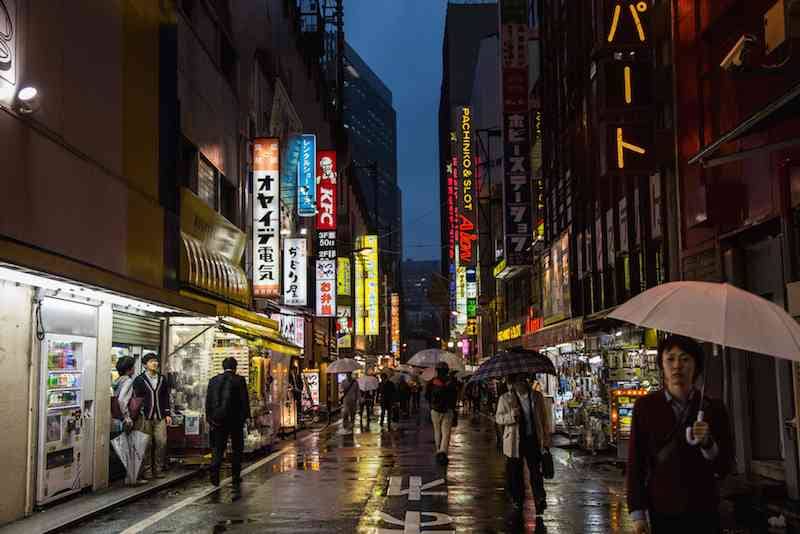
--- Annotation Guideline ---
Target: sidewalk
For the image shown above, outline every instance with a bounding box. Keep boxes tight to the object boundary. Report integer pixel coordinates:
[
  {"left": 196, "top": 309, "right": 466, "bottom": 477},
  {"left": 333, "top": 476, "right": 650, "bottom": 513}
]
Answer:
[{"left": 0, "top": 424, "right": 337, "bottom": 534}]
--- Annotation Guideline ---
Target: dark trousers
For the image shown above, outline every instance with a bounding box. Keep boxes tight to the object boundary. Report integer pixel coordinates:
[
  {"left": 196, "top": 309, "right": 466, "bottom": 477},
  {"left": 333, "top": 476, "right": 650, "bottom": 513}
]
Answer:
[
  {"left": 650, "top": 512, "right": 720, "bottom": 534},
  {"left": 360, "top": 400, "right": 373, "bottom": 423},
  {"left": 210, "top": 424, "right": 244, "bottom": 483},
  {"left": 506, "top": 433, "right": 545, "bottom": 507},
  {"left": 380, "top": 403, "right": 394, "bottom": 427}
]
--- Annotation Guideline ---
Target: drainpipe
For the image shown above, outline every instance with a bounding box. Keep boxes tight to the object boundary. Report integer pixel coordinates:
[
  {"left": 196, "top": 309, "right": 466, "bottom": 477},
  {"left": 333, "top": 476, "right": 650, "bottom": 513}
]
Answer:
[{"left": 25, "top": 289, "right": 44, "bottom": 515}]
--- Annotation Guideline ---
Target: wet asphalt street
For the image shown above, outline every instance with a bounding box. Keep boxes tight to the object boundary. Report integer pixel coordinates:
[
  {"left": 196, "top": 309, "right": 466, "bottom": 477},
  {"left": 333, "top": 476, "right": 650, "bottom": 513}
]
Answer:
[{"left": 61, "top": 408, "right": 635, "bottom": 534}]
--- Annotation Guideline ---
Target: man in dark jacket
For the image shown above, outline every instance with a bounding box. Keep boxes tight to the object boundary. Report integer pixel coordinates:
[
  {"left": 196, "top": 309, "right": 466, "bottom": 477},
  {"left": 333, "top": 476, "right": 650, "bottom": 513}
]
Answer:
[
  {"left": 425, "top": 362, "right": 458, "bottom": 465},
  {"left": 378, "top": 373, "right": 397, "bottom": 430},
  {"left": 627, "top": 335, "right": 734, "bottom": 534},
  {"left": 206, "top": 357, "right": 251, "bottom": 488},
  {"left": 132, "top": 353, "right": 172, "bottom": 479}
]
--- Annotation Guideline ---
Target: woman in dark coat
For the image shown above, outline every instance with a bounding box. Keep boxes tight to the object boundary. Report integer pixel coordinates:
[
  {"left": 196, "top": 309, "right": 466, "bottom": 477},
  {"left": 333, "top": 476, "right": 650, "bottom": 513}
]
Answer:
[{"left": 627, "top": 335, "right": 734, "bottom": 534}]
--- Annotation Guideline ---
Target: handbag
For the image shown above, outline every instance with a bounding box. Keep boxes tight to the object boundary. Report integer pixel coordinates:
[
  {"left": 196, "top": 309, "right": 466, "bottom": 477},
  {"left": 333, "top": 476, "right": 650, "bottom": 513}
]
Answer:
[
  {"left": 541, "top": 449, "right": 555, "bottom": 479},
  {"left": 128, "top": 395, "right": 144, "bottom": 421}
]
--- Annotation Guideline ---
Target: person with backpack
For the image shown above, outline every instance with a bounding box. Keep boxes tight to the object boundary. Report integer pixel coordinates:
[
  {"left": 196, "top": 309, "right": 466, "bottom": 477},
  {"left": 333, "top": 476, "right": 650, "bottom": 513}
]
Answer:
[
  {"left": 205, "top": 357, "right": 251, "bottom": 488},
  {"left": 339, "top": 372, "right": 360, "bottom": 434},
  {"left": 425, "top": 362, "right": 458, "bottom": 465}
]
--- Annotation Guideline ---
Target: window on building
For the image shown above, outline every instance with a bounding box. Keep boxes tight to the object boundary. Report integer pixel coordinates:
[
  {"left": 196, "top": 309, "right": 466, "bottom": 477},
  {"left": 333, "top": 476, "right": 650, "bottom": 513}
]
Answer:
[
  {"left": 198, "top": 156, "right": 218, "bottom": 210},
  {"left": 221, "top": 178, "right": 237, "bottom": 226}
]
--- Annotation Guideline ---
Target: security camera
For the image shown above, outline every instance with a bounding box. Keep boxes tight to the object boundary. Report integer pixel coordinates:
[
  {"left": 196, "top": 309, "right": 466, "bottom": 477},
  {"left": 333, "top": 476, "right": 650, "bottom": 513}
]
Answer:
[{"left": 720, "top": 35, "right": 757, "bottom": 71}]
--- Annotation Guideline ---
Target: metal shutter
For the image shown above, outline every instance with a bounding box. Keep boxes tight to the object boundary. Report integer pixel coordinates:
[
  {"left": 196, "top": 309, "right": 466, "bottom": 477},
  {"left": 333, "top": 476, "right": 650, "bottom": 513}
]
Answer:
[{"left": 112, "top": 311, "right": 162, "bottom": 348}]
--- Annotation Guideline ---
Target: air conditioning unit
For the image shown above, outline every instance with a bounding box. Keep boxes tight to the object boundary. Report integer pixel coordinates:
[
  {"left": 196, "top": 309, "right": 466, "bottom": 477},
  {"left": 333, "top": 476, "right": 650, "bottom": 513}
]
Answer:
[{"left": 765, "top": 0, "right": 800, "bottom": 55}]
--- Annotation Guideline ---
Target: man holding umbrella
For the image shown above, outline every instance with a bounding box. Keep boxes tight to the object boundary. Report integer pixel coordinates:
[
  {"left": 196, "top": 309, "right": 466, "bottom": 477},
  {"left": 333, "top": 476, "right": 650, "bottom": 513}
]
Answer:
[
  {"left": 496, "top": 373, "right": 552, "bottom": 516},
  {"left": 627, "top": 335, "right": 734, "bottom": 533}
]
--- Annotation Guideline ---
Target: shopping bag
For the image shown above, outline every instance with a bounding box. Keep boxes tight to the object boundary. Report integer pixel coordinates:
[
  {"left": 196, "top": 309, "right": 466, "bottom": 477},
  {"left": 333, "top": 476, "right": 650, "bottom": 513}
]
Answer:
[{"left": 541, "top": 449, "right": 555, "bottom": 480}]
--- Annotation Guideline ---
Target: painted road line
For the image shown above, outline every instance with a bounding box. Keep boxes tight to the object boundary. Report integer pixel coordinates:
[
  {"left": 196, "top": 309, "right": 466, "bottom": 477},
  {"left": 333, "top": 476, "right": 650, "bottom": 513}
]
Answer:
[{"left": 120, "top": 424, "right": 339, "bottom": 534}]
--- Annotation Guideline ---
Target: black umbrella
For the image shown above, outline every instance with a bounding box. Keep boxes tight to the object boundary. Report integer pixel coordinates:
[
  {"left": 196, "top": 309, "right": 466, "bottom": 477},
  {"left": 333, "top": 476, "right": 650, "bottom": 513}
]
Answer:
[{"left": 470, "top": 348, "right": 557, "bottom": 382}]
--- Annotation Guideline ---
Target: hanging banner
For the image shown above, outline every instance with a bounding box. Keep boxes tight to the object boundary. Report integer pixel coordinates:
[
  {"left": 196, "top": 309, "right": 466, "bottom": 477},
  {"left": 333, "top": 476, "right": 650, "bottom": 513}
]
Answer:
[
  {"left": 458, "top": 106, "right": 477, "bottom": 266},
  {"left": 595, "top": 215, "right": 604, "bottom": 273},
  {"left": 316, "top": 151, "right": 337, "bottom": 231},
  {"left": 297, "top": 134, "right": 317, "bottom": 216},
  {"left": 606, "top": 209, "right": 615, "bottom": 267},
  {"left": 283, "top": 238, "right": 307, "bottom": 306},
  {"left": 337, "top": 257, "right": 351, "bottom": 296},
  {"left": 650, "top": 173, "right": 663, "bottom": 239},
  {"left": 303, "top": 370, "right": 320, "bottom": 407},
  {"left": 315, "top": 260, "right": 336, "bottom": 317},
  {"left": 355, "top": 235, "right": 379, "bottom": 336},
  {"left": 252, "top": 138, "right": 281, "bottom": 298},
  {"left": 619, "top": 197, "right": 629, "bottom": 254},
  {"left": 337, "top": 306, "right": 352, "bottom": 348},
  {"left": 391, "top": 293, "right": 400, "bottom": 356},
  {"left": 499, "top": 0, "right": 532, "bottom": 266}
]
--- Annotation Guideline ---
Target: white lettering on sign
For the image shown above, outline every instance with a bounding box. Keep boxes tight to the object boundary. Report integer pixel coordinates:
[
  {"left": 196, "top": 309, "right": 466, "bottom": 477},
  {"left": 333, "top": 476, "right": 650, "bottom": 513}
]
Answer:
[
  {"left": 387, "top": 476, "right": 447, "bottom": 501},
  {"left": 375, "top": 511, "right": 455, "bottom": 534}
]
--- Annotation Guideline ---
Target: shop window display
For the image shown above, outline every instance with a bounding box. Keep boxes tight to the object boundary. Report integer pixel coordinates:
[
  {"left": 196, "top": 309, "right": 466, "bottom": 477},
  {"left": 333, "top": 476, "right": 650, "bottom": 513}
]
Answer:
[{"left": 166, "top": 318, "right": 292, "bottom": 457}]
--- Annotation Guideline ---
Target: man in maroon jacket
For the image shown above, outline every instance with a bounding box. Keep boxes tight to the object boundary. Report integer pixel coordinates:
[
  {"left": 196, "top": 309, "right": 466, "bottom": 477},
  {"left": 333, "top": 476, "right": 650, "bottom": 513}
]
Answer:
[{"left": 627, "top": 335, "right": 734, "bottom": 534}]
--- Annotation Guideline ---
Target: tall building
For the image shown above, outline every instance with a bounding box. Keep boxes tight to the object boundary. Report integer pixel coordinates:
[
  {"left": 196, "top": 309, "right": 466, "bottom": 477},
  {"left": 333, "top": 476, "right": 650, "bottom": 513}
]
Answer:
[
  {"left": 401, "top": 260, "right": 445, "bottom": 359},
  {"left": 438, "top": 2, "right": 499, "bottom": 353},
  {"left": 343, "top": 42, "right": 402, "bottom": 352}
]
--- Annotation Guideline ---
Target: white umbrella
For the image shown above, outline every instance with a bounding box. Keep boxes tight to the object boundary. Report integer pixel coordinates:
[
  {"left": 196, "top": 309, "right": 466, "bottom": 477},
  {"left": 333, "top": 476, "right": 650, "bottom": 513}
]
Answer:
[
  {"left": 609, "top": 281, "right": 800, "bottom": 361},
  {"left": 357, "top": 375, "right": 379, "bottom": 391},
  {"left": 111, "top": 430, "right": 150, "bottom": 485},
  {"left": 395, "top": 364, "right": 419, "bottom": 375},
  {"left": 326, "top": 358, "right": 363, "bottom": 374},
  {"left": 408, "top": 349, "right": 465, "bottom": 372}
]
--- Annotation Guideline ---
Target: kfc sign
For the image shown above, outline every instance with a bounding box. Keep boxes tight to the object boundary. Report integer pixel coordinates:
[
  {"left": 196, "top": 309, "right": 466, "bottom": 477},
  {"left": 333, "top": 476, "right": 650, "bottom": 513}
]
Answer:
[{"left": 316, "top": 151, "right": 337, "bottom": 231}]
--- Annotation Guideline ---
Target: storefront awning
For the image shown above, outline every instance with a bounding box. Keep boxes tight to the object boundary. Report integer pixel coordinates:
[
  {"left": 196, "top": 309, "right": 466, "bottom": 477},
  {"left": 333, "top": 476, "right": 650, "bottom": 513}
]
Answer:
[
  {"left": 218, "top": 318, "right": 301, "bottom": 356},
  {"left": 688, "top": 79, "right": 800, "bottom": 167},
  {"left": 523, "top": 318, "right": 583, "bottom": 350}
]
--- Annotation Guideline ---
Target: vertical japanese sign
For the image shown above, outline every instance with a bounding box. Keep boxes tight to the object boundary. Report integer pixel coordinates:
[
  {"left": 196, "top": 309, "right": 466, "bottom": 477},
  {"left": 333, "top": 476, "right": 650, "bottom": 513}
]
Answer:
[
  {"left": 391, "top": 293, "right": 400, "bottom": 356},
  {"left": 297, "top": 134, "right": 317, "bottom": 216},
  {"left": 595, "top": 215, "right": 604, "bottom": 273},
  {"left": 315, "top": 260, "right": 336, "bottom": 317},
  {"left": 315, "top": 150, "right": 337, "bottom": 317},
  {"left": 271, "top": 313, "right": 305, "bottom": 348},
  {"left": 499, "top": 0, "right": 533, "bottom": 265},
  {"left": 283, "top": 238, "right": 307, "bottom": 306},
  {"left": 252, "top": 138, "right": 281, "bottom": 298},
  {"left": 337, "top": 257, "right": 351, "bottom": 296},
  {"left": 456, "top": 266, "right": 467, "bottom": 328},
  {"left": 303, "top": 370, "right": 320, "bottom": 407},
  {"left": 337, "top": 307, "right": 352, "bottom": 349},
  {"left": 466, "top": 267, "right": 477, "bottom": 336},
  {"left": 619, "top": 197, "right": 629, "bottom": 254},
  {"left": 458, "top": 106, "right": 477, "bottom": 266},
  {"left": 355, "top": 235, "right": 379, "bottom": 336},
  {"left": 606, "top": 209, "right": 615, "bottom": 267},
  {"left": 316, "top": 151, "right": 337, "bottom": 231}
]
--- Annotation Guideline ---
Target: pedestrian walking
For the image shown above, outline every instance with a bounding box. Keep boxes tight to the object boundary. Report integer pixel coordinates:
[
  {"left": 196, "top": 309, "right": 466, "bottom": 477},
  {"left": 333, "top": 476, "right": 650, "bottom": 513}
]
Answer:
[
  {"left": 132, "top": 353, "right": 172, "bottom": 480},
  {"left": 425, "top": 362, "right": 458, "bottom": 465},
  {"left": 205, "top": 357, "right": 250, "bottom": 488},
  {"left": 339, "top": 372, "right": 359, "bottom": 434},
  {"left": 495, "top": 373, "right": 552, "bottom": 516},
  {"left": 359, "top": 388, "right": 374, "bottom": 427},
  {"left": 411, "top": 379, "right": 422, "bottom": 414},
  {"left": 289, "top": 359, "right": 304, "bottom": 426},
  {"left": 398, "top": 375, "right": 411, "bottom": 417},
  {"left": 378, "top": 373, "right": 397, "bottom": 430},
  {"left": 627, "top": 335, "right": 734, "bottom": 534}
]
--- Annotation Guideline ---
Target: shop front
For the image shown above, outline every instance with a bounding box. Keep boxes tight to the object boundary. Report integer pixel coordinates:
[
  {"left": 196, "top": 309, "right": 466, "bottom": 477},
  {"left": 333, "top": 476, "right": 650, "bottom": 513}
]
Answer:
[
  {"left": 0, "top": 263, "right": 210, "bottom": 513},
  {"left": 165, "top": 312, "right": 300, "bottom": 457}
]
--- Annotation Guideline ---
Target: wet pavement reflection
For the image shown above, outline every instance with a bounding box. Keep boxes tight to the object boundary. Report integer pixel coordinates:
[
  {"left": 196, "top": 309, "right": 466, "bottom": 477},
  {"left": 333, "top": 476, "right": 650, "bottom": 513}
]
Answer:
[{"left": 62, "top": 407, "right": 637, "bottom": 533}]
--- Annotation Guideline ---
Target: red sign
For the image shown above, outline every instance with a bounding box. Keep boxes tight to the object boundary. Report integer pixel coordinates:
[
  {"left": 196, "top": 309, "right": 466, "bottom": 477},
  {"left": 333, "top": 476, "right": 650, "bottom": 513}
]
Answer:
[{"left": 316, "top": 151, "right": 337, "bottom": 230}]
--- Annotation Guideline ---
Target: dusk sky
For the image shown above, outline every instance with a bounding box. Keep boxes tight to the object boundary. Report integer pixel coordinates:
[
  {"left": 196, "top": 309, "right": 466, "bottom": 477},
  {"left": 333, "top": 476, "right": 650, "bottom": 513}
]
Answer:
[{"left": 345, "top": 1, "right": 447, "bottom": 262}]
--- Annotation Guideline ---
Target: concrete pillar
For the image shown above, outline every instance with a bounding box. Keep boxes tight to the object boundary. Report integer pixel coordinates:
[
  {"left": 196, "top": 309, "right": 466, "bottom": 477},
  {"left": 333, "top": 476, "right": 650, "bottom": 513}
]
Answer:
[{"left": 93, "top": 303, "right": 113, "bottom": 492}]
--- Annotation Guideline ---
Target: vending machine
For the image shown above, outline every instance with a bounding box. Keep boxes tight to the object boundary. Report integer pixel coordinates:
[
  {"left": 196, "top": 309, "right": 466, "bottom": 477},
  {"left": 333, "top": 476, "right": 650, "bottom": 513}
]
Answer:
[{"left": 37, "top": 334, "right": 97, "bottom": 505}]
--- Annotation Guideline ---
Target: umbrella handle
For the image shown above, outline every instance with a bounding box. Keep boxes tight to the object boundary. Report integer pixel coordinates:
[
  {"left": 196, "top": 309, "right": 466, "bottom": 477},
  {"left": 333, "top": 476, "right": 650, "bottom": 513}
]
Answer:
[{"left": 685, "top": 410, "right": 705, "bottom": 446}]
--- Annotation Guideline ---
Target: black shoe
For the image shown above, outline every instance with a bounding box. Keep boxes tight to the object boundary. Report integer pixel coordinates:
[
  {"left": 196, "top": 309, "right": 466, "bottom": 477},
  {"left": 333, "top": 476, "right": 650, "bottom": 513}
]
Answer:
[
  {"left": 232, "top": 478, "right": 242, "bottom": 490},
  {"left": 210, "top": 472, "right": 220, "bottom": 487},
  {"left": 536, "top": 499, "right": 547, "bottom": 514},
  {"left": 442, "top": 453, "right": 449, "bottom": 465}
]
